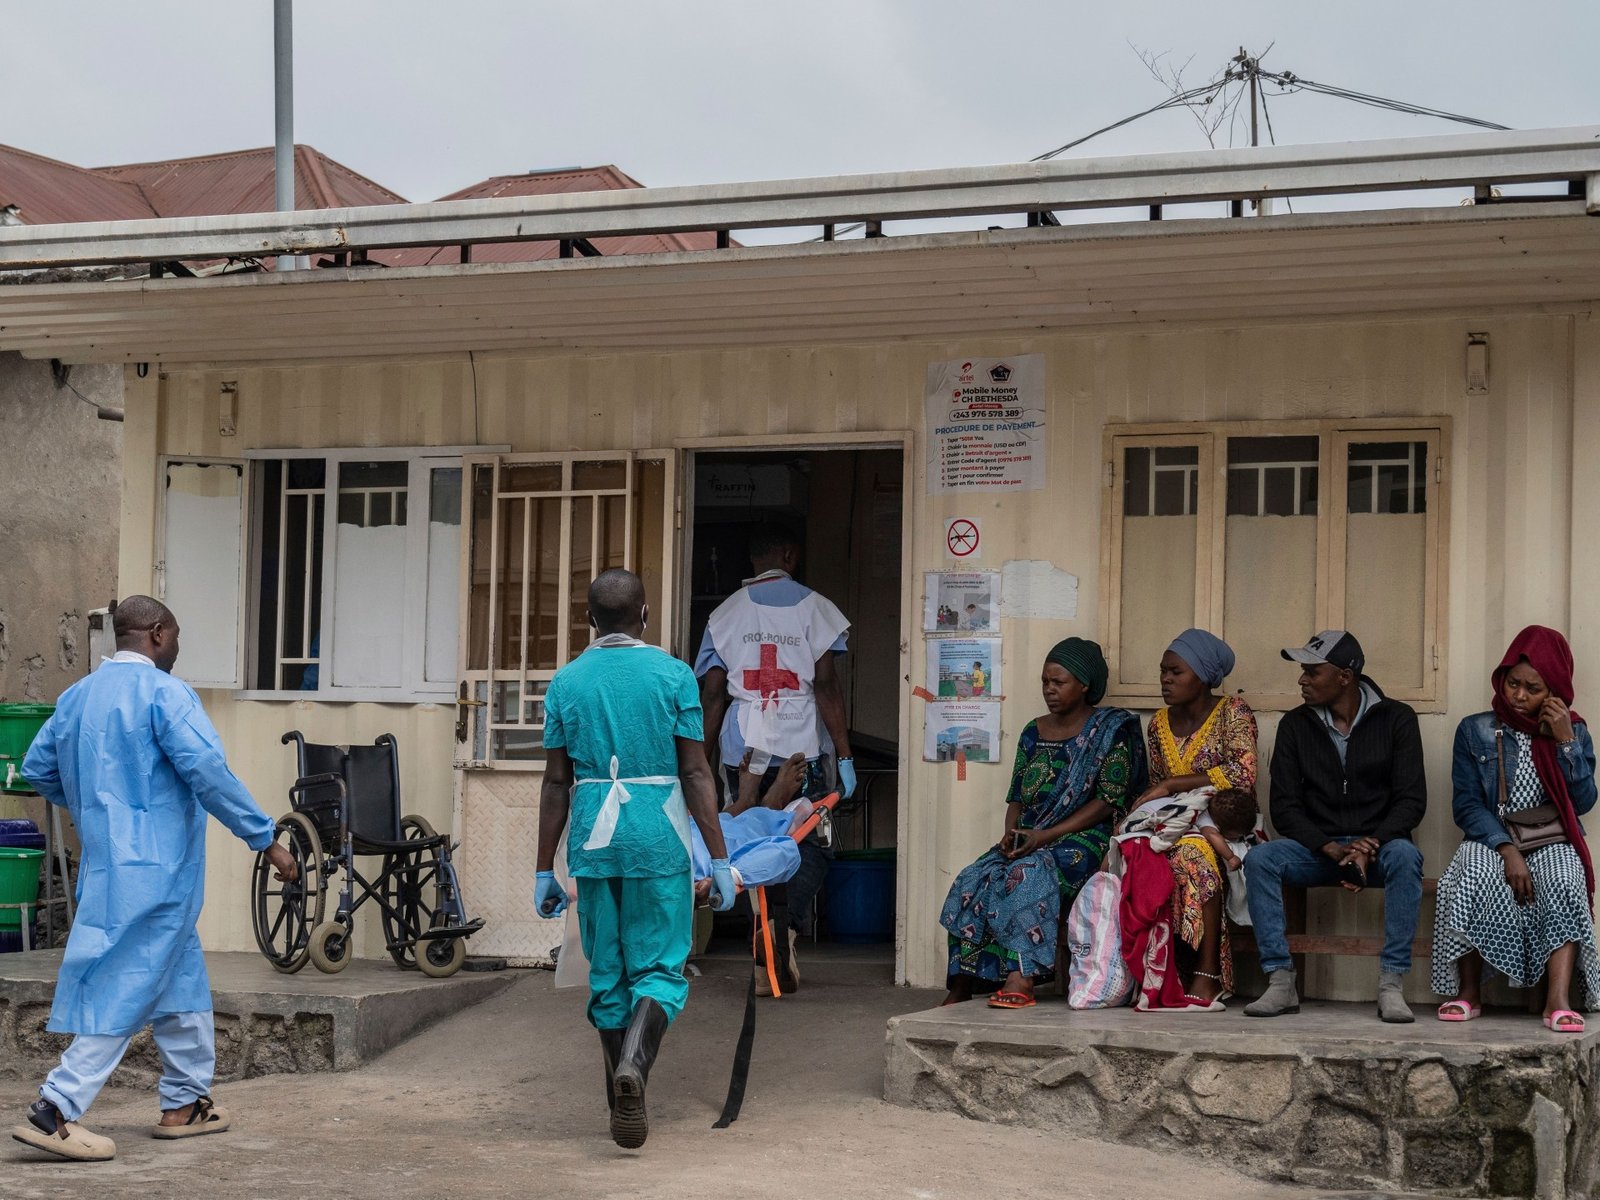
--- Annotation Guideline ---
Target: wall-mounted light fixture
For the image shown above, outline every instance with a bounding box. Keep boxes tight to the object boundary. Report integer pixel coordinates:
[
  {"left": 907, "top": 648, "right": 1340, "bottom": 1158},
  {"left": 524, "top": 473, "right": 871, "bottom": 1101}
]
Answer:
[
  {"left": 1465, "top": 333, "right": 1489, "bottom": 396},
  {"left": 219, "top": 380, "right": 239, "bottom": 437}
]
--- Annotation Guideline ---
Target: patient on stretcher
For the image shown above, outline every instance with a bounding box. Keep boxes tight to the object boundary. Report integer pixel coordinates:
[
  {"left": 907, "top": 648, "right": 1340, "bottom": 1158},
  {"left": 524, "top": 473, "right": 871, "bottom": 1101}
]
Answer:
[{"left": 690, "top": 752, "right": 811, "bottom": 900}]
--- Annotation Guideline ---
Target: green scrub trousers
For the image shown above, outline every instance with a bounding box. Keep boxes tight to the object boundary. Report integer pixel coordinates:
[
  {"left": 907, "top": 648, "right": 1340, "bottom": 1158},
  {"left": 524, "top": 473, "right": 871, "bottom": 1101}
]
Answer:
[{"left": 577, "top": 873, "right": 693, "bottom": 1030}]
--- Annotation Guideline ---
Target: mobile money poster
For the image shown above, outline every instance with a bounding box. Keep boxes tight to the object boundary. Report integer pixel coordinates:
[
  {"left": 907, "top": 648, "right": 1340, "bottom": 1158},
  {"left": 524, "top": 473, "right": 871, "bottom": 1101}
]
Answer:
[{"left": 924, "top": 354, "right": 1046, "bottom": 493}]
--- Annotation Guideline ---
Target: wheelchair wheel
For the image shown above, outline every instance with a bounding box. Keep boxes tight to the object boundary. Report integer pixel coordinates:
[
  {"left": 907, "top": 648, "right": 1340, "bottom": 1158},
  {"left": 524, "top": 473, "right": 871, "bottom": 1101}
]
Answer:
[
  {"left": 308, "top": 919, "right": 353, "bottom": 974},
  {"left": 381, "top": 815, "right": 445, "bottom": 970},
  {"left": 417, "top": 934, "right": 468, "bottom": 978},
  {"left": 252, "top": 812, "right": 325, "bottom": 974}
]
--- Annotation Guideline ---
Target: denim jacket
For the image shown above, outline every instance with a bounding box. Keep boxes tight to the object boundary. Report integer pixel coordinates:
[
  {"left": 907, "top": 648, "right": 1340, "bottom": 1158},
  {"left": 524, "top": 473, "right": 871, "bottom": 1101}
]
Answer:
[{"left": 1451, "top": 711, "right": 1598, "bottom": 848}]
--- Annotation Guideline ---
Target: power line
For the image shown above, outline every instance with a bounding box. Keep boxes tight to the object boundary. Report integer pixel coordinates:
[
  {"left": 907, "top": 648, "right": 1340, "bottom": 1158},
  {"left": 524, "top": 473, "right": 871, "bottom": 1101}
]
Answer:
[
  {"left": 1256, "top": 70, "right": 1509, "bottom": 132},
  {"left": 814, "top": 51, "right": 1508, "bottom": 242},
  {"left": 1030, "top": 79, "right": 1228, "bottom": 162}
]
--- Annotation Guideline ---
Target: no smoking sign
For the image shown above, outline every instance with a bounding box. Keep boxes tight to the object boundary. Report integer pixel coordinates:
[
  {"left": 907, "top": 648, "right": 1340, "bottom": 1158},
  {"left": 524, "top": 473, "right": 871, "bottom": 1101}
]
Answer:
[{"left": 945, "top": 517, "right": 981, "bottom": 560}]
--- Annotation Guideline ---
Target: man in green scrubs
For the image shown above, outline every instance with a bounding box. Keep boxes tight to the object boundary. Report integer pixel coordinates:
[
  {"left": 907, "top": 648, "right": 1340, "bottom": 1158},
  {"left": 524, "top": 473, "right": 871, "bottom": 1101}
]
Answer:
[{"left": 535, "top": 569, "right": 734, "bottom": 1149}]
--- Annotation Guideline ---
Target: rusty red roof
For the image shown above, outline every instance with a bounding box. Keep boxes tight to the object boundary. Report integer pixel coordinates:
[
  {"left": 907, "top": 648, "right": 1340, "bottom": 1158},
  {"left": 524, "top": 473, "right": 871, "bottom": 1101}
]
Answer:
[
  {"left": 2, "top": 147, "right": 723, "bottom": 267},
  {"left": 379, "top": 165, "right": 721, "bottom": 266},
  {"left": 95, "top": 145, "right": 406, "bottom": 217},
  {"left": 0, "top": 144, "right": 157, "bottom": 224}
]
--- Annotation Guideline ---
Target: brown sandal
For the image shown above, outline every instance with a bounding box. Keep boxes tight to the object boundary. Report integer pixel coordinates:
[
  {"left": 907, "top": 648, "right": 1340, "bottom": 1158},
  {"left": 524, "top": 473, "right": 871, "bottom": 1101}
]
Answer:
[{"left": 152, "top": 1095, "right": 231, "bottom": 1139}]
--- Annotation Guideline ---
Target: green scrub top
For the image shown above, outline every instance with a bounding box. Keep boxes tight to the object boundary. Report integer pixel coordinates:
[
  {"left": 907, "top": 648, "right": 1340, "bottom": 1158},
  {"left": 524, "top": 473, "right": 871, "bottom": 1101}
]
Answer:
[{"left": 543, "top": 642, "right": 703, "bottom": 879}]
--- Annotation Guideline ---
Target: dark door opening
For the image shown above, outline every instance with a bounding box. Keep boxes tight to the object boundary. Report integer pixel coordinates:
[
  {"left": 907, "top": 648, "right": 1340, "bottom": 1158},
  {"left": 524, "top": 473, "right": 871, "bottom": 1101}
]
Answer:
[{"left": 687, "top": 447, "right": 902, "bottom": 953}]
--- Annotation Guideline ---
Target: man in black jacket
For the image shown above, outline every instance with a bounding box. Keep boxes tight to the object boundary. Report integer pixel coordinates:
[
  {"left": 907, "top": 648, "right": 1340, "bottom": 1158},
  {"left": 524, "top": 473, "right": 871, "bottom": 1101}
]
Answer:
[{"left": 1244, "top": 630, "right": 1426, "bottom": 1023}]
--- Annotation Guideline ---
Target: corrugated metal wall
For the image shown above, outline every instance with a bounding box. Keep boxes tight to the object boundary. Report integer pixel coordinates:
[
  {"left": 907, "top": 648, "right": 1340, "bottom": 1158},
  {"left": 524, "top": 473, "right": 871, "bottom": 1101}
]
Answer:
[{"left": 120, "top": 310, "right": 1597, "bottom": 997}]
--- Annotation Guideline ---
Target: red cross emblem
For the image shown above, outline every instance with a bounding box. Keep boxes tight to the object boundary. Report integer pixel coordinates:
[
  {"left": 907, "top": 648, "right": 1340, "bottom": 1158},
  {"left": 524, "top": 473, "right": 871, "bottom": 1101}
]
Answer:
[{"left": 743, "top": 642, "right": 800, "bottom": 710}]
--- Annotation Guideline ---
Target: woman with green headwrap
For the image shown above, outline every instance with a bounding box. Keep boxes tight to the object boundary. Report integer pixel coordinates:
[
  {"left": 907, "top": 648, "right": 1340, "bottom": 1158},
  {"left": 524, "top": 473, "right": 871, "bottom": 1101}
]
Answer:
[{"left": 940, "top": 638, "right": 1148, "bottom": 1008}]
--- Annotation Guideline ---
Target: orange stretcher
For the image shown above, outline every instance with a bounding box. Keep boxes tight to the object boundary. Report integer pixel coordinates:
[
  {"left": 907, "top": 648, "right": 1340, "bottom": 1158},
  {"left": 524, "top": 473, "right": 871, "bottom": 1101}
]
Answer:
[
  {"left": 749, "top": 790, "right": 839, "bottom": 999},
  {"left": 713, "top": 790, "right": 840, "bottom": 1129}
]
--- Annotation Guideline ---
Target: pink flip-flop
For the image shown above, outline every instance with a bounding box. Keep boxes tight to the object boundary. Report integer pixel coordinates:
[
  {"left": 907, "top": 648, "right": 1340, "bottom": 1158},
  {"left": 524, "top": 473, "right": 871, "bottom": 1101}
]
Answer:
[
  {"left": 1437, "top": 1000, "right": 1481, "bottom": 1022},
  {"left": 1543, "top": 1009, "right": 1585, "bottom": 1033}
]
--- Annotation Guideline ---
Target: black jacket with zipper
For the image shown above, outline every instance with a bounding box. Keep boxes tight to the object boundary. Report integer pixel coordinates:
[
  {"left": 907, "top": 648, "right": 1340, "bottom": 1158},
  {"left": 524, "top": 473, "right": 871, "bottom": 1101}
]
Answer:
[{"left": 1269, "top": 679, "right": 1428, "bottom": 852}]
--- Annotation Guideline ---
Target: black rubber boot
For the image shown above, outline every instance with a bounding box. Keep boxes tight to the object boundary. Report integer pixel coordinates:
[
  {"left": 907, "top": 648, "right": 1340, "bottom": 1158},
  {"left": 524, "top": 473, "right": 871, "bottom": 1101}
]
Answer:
[
  {"left": 599, "top": 1029, "right": 625, "bottom": 1112},
  {"left": 610, "top": 998, "right": 668, "bottom": 1149}
]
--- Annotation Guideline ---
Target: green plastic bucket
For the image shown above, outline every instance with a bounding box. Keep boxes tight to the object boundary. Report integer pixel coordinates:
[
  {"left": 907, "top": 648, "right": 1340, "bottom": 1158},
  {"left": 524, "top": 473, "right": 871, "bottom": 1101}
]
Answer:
[
  {"left": 0, "top": 847, "right": 43, "bottom": 930},
  {"left": 0, "top": 704, "right": 54, "bottom": 794}
]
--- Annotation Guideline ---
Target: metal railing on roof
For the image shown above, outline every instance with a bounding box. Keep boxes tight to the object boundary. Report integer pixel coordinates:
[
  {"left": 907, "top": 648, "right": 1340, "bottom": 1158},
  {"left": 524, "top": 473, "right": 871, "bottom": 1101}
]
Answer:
[{"left": 0, "top": 127, "right": 1596, "bottom": 274}]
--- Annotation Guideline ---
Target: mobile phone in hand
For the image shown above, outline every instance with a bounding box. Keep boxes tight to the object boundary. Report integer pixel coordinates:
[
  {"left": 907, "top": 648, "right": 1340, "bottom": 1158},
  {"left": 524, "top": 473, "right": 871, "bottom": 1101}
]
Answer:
[{"left": 1338, "top": 857, "right": 1366, "bottom": 887}]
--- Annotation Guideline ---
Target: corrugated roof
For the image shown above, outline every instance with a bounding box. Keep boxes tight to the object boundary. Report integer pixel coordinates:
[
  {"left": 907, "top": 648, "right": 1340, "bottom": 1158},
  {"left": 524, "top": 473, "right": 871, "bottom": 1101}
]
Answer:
[
  {"left": 0, "top": 144, "right": 157, "bottom": 224},
  {"left": 3, "top": 147, "right": 718, "bottom": 267},
  {"left": 378, "top": 165, "right": 721, "bottom": 267},
  {"left": 95, "top": 145, "right": 405, "bottom": 217}
]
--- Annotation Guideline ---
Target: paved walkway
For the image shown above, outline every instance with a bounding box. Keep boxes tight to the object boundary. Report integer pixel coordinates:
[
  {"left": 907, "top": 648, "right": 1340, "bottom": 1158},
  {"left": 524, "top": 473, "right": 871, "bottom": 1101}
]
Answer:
[{"left": 1, "top": 949, "right": 1394, "bottom": 1200}]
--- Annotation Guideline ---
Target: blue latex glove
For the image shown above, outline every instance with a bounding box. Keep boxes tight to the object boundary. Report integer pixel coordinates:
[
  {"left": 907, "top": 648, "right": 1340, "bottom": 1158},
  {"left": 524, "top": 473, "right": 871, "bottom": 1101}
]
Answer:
[
  {"left": 838, "top": 757, "right": 857, "bottom": 799},
  {"left": 709, "top": 859, "right": 737, "bottom": 913},
  {"left": 534, "top": 871, "right": 568, "bottom": 918}
]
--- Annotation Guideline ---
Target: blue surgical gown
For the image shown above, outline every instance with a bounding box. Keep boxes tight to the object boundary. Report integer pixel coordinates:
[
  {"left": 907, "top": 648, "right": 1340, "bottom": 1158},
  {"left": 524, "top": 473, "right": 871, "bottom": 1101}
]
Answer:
[{"left": 21, "top": 661, "right": 275, "bottom": 1036}]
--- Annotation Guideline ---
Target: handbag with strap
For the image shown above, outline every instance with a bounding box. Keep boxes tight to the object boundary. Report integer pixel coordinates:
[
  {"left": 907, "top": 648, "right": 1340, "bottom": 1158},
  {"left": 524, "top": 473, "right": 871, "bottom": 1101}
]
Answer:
[{"left": 1497, "top": 725, "right": 1568, "bottom": 854}]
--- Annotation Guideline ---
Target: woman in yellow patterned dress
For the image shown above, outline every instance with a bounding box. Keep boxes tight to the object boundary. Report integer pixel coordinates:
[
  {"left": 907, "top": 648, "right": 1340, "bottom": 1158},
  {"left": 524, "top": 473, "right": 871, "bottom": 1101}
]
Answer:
[{"left": 1132, "top": 629, "right": 1259, "bottom": 1003}]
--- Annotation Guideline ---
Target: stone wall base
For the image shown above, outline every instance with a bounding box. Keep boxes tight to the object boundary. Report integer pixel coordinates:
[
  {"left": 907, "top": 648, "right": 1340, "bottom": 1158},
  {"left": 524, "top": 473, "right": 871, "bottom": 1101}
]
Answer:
[{"left": 885, "top": 1002, "right": 1596, "bottom": 1198}]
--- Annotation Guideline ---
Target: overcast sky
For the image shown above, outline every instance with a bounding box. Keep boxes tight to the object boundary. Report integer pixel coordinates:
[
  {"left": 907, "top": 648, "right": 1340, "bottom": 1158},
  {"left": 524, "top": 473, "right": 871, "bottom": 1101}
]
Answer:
[{"left": 8, "top": 0, "right": 1596, "bottom": 203}]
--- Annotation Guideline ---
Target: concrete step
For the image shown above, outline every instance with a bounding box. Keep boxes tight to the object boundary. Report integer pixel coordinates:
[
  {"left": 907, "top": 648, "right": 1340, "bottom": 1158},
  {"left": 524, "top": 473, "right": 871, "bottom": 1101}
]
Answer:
[
  {"left": 885, "top": 998, "right": 1592, "bottom": 1197},
  {"left": 0, "top": 950, "right": 515, "bottom": 1085}
]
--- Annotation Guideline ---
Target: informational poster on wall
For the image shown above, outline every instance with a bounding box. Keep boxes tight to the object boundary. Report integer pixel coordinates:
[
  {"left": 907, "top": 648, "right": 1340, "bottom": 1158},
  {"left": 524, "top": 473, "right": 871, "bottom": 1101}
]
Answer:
[
  {"left": 923, "top": 570, "right": 1001, "bottom": 633},
  {"left": 925, "top": 353, "right": 1046, "bottom": 493},
  {"left": 927, "top": 638, "right": 1000, "bottom": 699},
  {"left": 923, "top": 701, "right": 1002, "bottom": 764}
]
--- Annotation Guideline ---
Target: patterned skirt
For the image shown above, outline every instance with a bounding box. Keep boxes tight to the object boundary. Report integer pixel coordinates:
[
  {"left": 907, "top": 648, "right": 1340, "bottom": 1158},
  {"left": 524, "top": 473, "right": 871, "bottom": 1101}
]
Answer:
[
  {"left": 1166, "top": 835, "right": 1233, "bottom": 994},
  {"left": 940, "top": 830, "right": 1106, "bottom": 987},
  {"left": 1431, "top": 839, "right": 1600, "bottom": 1009}
]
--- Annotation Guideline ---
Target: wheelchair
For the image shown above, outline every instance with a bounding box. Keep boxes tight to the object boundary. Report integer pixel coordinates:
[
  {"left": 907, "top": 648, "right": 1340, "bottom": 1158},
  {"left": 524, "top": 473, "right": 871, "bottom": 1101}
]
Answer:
[{"left": 251, "top": 731, "right": 483, "bottom": 978}]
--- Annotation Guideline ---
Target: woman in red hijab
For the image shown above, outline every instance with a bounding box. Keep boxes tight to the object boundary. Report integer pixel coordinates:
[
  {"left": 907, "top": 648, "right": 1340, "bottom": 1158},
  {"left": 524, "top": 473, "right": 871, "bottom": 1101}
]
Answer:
[{"left": 1432, "top": 626, "right": 1597, "bottom": 1031}]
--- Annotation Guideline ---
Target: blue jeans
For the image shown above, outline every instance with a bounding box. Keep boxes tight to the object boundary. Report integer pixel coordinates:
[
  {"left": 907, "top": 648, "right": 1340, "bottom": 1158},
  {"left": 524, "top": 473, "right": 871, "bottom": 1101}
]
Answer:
[
  {"left": 41, "top": 1011, "right": 214, "bottom": 1121},
  {"left": 1244, "top": 837, "right": 1424, "bottom": 976}
]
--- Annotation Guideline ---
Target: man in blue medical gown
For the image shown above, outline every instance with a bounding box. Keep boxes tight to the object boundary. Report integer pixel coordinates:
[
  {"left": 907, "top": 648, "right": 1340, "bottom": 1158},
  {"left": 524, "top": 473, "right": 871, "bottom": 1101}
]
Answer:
[
  {"left": 12, "top": 596, "right": 296, "bottom": 1162},
  {"left": 535, "top": 569, "right": 735, "bottom": 1150}
]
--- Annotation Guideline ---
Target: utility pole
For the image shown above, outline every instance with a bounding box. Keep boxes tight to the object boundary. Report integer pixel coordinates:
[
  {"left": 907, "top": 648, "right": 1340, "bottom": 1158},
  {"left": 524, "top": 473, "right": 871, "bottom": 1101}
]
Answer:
[
  {"left": 1235, "top": 47, "right": 1269, "bottom": 214},
  {"left": 1235, "top": 46, "right": 1260, "bottom": 148},
  {"left": 274, "top": 0, "right": 298, "bottom": 269}
]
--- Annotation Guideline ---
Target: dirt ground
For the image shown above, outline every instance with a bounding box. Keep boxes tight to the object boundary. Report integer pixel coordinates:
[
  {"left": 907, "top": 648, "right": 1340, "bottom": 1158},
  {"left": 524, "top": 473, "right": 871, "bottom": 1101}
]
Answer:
[{"left": 2, "top": 949, "right": 1373, "bottom": 1200}]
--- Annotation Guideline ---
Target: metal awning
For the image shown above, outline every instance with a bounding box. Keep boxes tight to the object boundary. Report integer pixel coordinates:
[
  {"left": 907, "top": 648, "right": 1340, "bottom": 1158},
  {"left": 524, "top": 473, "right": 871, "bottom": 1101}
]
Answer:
[{"left": 0, "top": 127, "right": 1596, "bottom": 365}]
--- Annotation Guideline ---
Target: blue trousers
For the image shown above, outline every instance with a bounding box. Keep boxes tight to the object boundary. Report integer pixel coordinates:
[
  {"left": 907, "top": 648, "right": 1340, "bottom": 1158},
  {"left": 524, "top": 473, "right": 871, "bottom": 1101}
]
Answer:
[
  {"left": 40, "top": 1011, "right": 214, "bottom": 1121},
  {"left": 577, "top": 874, "right": 692, "bottom": 1031},
  {"left": 1244, "top": 837, "right": 1425, "bottom": 976}
]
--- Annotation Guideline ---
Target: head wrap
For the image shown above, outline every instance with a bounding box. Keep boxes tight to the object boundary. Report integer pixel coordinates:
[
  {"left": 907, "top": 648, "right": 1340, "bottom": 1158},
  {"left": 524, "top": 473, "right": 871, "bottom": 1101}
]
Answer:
[
  {"left": 1166, "top": 628, "right": 1235, "bottom": 689},
  {"left": 1491, "top": 625, "right": 1591, "bottom": 896},
  {"left": 1045, "top": 638, "right": 1108, "bottom": 706}
]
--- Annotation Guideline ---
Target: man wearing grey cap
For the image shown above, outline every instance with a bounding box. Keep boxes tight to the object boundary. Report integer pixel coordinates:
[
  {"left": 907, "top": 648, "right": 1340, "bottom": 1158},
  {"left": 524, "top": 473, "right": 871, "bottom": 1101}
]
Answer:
[{"left": 1244, "top": 630, "right": 1427, "bottom": 1023}]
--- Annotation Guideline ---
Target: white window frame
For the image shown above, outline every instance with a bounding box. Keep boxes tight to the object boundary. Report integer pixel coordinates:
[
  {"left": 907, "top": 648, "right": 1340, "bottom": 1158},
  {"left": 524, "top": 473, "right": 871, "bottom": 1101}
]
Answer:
[
  {"left": 156, "top": 455, "right": 248, "bottom": 689},
  {"left": 1100, "top": 418, "right": 1450, "bottom": 712},
  {"left": 239, "top": 444, "right": 505, "bottom": 703}
]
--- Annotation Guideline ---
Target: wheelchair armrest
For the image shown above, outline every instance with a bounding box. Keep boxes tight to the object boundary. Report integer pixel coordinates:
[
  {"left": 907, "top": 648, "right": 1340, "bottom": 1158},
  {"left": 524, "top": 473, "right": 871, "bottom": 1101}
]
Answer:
[{"left": 289, "top": 772, "right": 346, "bottom": 796}]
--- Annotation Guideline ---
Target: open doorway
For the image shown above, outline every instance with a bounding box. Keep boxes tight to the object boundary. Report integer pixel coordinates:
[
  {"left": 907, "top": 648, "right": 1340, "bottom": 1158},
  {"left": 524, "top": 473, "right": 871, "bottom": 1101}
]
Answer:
[{"left": 686, "top": 446, "right": 903, "bottom": 959}]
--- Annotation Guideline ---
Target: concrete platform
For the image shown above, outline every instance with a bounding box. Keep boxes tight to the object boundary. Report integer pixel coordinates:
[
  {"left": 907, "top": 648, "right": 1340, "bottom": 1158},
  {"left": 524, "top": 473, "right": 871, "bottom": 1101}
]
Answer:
[
  {"left": 885, "top": 998, "right": 1599, "bottom": 1198},
  {"left": 0, "top": 950, "right": 514, "bottom": 1085}
]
